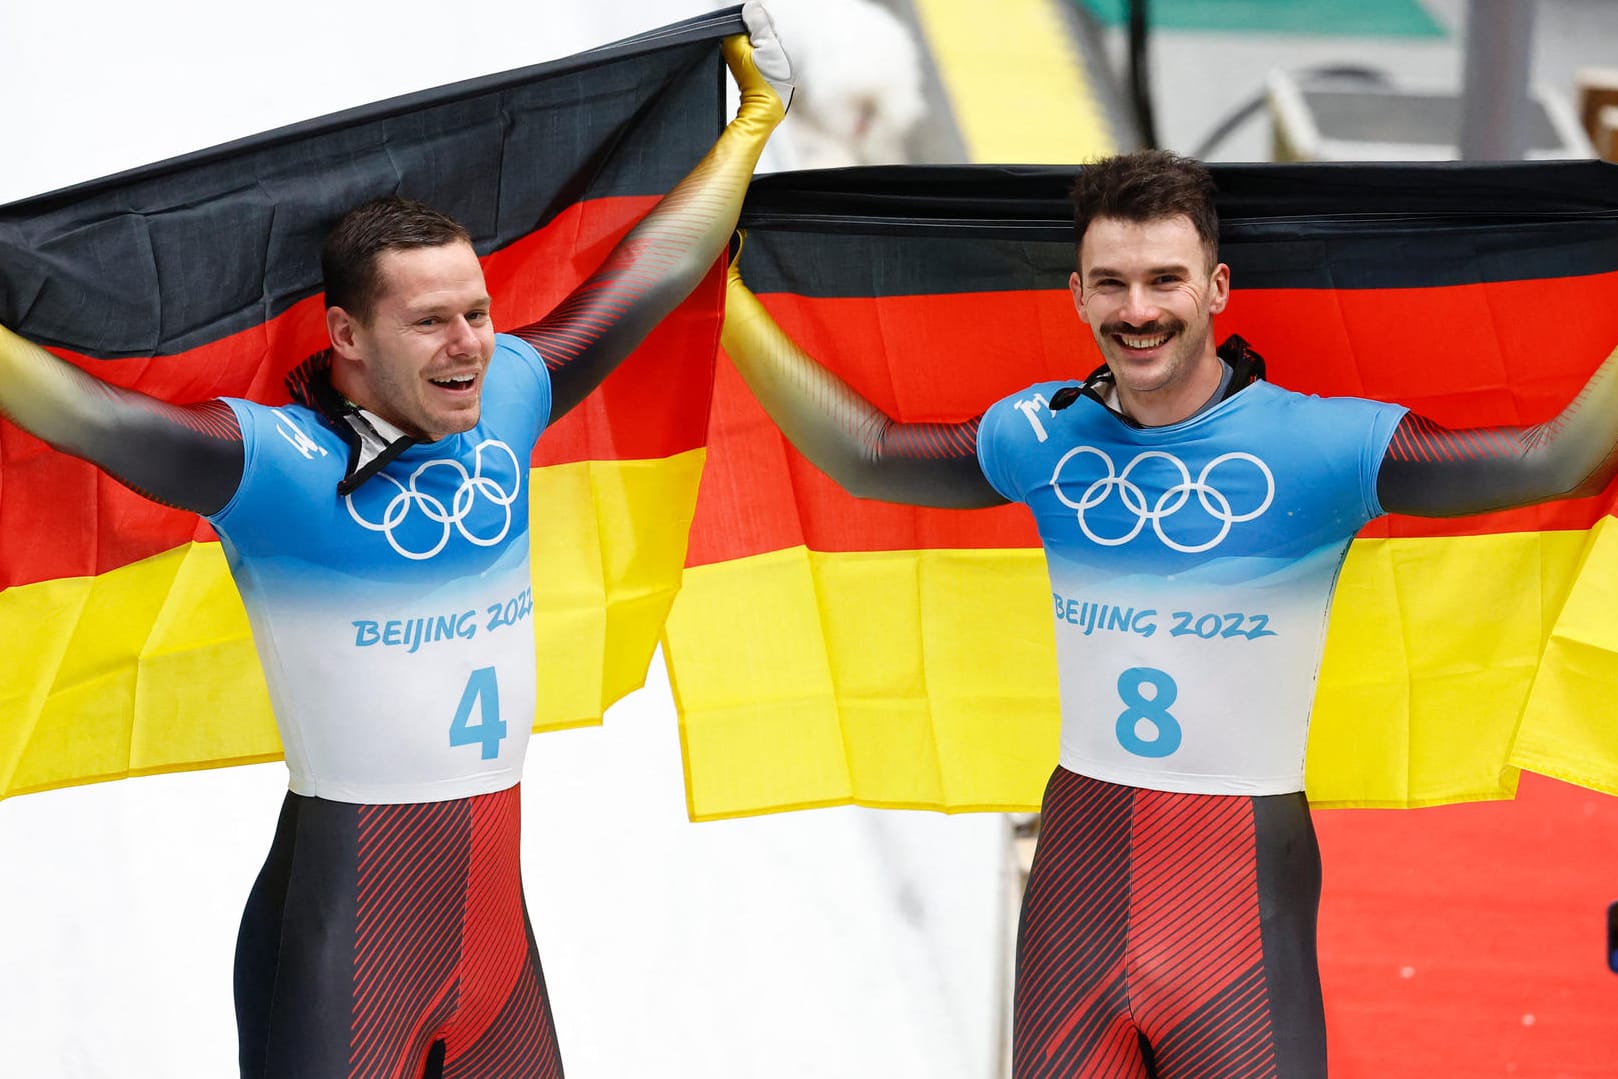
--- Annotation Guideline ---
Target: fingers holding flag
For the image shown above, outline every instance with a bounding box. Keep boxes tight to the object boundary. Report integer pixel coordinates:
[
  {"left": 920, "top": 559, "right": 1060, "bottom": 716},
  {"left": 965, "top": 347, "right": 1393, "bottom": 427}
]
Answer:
[{"left": 727, "top": 1, "right": 795, "bottom": 122}]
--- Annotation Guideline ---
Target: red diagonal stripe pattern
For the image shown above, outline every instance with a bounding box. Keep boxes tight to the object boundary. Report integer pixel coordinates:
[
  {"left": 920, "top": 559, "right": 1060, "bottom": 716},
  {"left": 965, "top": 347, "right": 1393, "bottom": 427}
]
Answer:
[
  {"left": 443, "top": 960, "right": 562, "bottom": 1079},
  {"left": 1013, "top": 771, "right": 1284, "bottom": 1078},
  {"left": 1153, "top": 968, "right": 1275, "bottom": 1079},
  {"left": 1131, "top": 791, "right": 1275, "bottom": 1078},
  {"left": 1014, "top": 770, "right": 1135, "bottom": 1077},
  {"left": 880, "top": 417, "right": 984, "bottom": 460},
  {"left": 442, "top": 787, "right": 562, "bottom": 1078},
  {"left": 350, "top": 788, "right": 560, "bottom": 1077},
  {"left": 353, "top": 799, "right": 469, "bottom": 1078},
  {"left": 1386, "top": 413, "right": 1523, "bottom": 464}
]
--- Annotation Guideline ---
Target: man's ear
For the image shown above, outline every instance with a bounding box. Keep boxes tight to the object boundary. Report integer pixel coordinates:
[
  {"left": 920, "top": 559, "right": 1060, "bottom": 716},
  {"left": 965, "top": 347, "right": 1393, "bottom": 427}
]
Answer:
[
  {"left": 1208, "top": 262, "right": 1231, "bottom": 315},
  {"left": 326, "top": 306, "right": 363, "bottom": 360},
  {"left": 1069, "top": 271, "right": 1093, "bottom": 326}
]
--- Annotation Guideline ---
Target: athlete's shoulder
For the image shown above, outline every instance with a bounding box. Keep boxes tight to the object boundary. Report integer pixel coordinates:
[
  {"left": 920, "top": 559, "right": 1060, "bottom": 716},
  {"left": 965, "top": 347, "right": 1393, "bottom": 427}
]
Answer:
[
  {"left": 219, "top": 398, "right": 343, "bottom": 458},
  {"left": 983, "top": 377, "right": 1116, "bottom": 445},
  {"left": 485, "top": 332, "right": 553, "bottom": 434},
  {"left": 977, "top": 379, "right": 1090, "bottom": 503},
  {"left": 208, "top": 399, "right": 346, "bottom": 527},
  {"left": 493, "top": 331, "right": 540, "bottom": 366},
  {"left": 1230, "top": 381, "right": 1404, "bottom": 423},
  {"left": 1222, "top": 383, "right": 1405, "bottom": 506},
  {"left": 982, "top": 380, "right": 1083, "bottom": 433},
  {"left": 989, "top": 379, "right": 1079, "bottom": 410}
]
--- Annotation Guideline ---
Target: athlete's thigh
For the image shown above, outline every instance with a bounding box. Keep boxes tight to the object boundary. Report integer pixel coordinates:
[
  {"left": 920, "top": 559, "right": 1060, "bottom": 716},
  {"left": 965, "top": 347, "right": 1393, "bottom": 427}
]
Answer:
[
  {"left": 439, "top": 788, "right": 564, "bottom": 1078},
  {"left": 1251, "top": 792, "right": 1325, "bottom": 1078},
  {"left": 236, "top": 793, "right": 372, "bottom": 1079},
  {"left": 1013, "top": 768, "right": 1148, "bottom": 1079},
  {"left": 441, "top": 893, "right": 565, "bottom": 1079},
  {"left": 235, "top": 794, "right": 300, "bottom": 1079},
  {"left": 236, "top": 787, "right": 567, "bottom": 1079},
  {"left": 1131, "top": 789, "right": 1325, "bottom": 1079},
  {"left": 239, "top": 794, "right": 472, "bottom": 1079}
]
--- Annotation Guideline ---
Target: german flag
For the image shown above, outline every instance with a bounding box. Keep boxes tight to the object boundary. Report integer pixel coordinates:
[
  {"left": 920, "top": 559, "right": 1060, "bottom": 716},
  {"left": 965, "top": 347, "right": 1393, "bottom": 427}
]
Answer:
[
  {"left": 665, "top": 161, "right": 1618, "bottom": 820},
  {"left": 0, "top": 9, "right": 745, "bottom": 799}
]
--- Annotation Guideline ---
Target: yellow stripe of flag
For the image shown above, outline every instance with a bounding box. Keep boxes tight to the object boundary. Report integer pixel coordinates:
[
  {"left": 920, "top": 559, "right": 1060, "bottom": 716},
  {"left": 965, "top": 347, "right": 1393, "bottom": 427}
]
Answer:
[
  {"left": 1513, "top": 515, "right": 1618, "bottom": 793},
  {"left": 667, "top": 528, "right": 1604, "bottom": 821}
]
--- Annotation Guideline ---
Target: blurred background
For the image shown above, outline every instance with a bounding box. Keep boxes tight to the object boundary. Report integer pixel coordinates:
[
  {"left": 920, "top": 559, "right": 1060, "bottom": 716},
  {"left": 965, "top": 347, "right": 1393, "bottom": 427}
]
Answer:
[
  {"left": 760, "top": 0, "right": 1616, "bottom": 169},
  {"left": 1, "top": 1, "right": 1616, "bottom": 1076}
]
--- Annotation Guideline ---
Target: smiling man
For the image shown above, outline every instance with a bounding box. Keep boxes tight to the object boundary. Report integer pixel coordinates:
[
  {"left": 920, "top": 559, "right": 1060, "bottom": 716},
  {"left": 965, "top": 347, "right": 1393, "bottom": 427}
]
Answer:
[
  {"left": 1070, "top": 218, "right": 1227, "bottom": 427},
  {"left": 0, "top": 8, "right": 790, "bottom": 1076},
  {"left": 718, "top": 148, "right": 1618, "bottom": 1078},
  {"left": 323, "top": 209, "right": 499, "bottom": 442}
]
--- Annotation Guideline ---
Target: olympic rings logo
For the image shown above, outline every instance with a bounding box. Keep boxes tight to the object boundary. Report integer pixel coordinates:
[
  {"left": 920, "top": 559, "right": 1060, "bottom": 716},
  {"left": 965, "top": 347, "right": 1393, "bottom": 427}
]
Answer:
[
  {"left": 345, "top": 439, "right": 522, "bottom": 561},
  {"left": 1051, "top": 446, "right": 1274, "bottom": 554}
]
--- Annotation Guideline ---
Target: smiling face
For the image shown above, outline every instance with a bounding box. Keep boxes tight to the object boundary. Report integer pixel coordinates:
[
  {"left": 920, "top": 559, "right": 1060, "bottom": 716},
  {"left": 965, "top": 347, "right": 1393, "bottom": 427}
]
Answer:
[
  {"left": 326, "top": 240, "right": 496, "bottom": 442},
  {"left": 1071, "top": 213, "right": 1230, "bottom": 426}
]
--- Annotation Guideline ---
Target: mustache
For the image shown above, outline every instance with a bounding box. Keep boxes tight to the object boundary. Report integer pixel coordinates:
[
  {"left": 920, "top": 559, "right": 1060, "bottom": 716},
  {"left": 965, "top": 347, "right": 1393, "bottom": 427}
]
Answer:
[{"left": 1099, "top": 317, "right": 1184, "bottom": 337}]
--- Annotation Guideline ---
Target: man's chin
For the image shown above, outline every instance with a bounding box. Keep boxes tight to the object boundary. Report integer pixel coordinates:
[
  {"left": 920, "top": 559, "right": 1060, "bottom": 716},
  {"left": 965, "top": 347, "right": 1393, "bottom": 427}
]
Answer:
[{"left": 417, "top": 408, "right": 482, "bottom": 443}]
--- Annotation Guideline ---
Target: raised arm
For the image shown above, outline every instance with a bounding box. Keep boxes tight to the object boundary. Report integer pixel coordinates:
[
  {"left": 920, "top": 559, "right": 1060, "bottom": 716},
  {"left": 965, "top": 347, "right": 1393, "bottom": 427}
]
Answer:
[
  {"left": 1377, "top": 344, "right": 1618, "bottom": 516},
  {"left": 512, "top": 3, "right": 791, "bottom": 421},
  {"left": 722, "top": 248, "right": 1006, "bottom": 510},
  {"left": 0, "top": 324, "right": 244, "bottom": 515}
]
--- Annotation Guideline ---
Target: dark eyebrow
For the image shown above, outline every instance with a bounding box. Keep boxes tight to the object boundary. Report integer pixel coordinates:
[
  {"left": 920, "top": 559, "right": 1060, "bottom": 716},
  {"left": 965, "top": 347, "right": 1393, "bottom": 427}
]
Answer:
[
  {"left": 403, "top": 294, "right": 493, "bottom": 317},
  {"left": 1085, "top": 263, "right": 1193, "bottom": 282}
]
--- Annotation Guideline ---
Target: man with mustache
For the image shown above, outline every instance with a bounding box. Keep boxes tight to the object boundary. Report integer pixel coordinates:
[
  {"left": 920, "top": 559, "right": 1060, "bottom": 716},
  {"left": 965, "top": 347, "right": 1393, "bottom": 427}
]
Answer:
[
  {"left": 0, "top": 7, "right": 789, "bottom": 1076},
  {"left": 719, "top": 148, "right": 1618, "bottom": 1078}
]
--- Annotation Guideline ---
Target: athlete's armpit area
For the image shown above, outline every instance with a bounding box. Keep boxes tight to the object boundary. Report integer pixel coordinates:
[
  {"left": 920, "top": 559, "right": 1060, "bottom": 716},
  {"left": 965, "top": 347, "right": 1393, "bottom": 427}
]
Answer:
[{"left": 1377, "top": 345, "right": 1618, "bottom": 517}]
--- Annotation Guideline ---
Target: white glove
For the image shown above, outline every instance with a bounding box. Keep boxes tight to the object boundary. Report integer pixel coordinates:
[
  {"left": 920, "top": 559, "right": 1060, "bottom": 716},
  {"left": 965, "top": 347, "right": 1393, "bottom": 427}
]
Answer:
[{"left": 741, "top": 1, "right": 796, "bottom": 110}]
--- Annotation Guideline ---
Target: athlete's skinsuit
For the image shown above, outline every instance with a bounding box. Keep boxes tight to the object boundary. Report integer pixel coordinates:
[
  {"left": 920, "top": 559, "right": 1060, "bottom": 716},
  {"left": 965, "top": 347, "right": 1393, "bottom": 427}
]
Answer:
[
  {"left": 719, "top": 260, "right": 1618, "bottom": 1078},
  {"left": 977, "top": 373, "right": 1400, "bottom": 1077},
  {"left": 226, "top": 339, "right": 560, "bottom": 1078},
  {"left": 220, "top": 338, "right": 551, "bottom": 804},
  {"left": 977, "top": 378, "right": 1407, "bottom": 796},
  {"left": 0, "top": 23, "right": 788, "bottom": 1077}
]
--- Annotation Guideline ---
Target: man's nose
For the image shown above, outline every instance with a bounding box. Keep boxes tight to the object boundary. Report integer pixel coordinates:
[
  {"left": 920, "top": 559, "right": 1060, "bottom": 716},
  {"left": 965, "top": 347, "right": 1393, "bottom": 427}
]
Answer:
[
  {"left": 447, "top": 316, "right": 481, "bottom": 356},
  {"left": 1118, "top": 285, "right": 1160, "bottom": 325}
]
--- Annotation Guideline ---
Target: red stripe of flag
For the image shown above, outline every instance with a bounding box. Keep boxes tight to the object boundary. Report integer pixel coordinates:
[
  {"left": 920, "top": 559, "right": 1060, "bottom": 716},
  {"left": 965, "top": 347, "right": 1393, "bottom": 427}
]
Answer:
[{"left": 688, "top": 270, "right": 1618, "bottom": 567}]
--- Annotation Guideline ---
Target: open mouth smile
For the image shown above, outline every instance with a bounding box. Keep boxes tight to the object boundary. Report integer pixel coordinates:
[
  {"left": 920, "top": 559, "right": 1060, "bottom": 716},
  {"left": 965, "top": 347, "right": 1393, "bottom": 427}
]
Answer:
[{"left": 1113, "top": 330, "right": 1174, "bottom": 352}]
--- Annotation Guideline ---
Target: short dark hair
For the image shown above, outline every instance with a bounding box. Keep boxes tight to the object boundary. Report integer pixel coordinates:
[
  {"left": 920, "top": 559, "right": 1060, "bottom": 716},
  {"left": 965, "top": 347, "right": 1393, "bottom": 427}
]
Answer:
[
  {"left": 321, "top": 196, "right": 472, "bottom": 320},
  {"left": 1069, "top": 150, "right": 1219, "bottom": 271}
]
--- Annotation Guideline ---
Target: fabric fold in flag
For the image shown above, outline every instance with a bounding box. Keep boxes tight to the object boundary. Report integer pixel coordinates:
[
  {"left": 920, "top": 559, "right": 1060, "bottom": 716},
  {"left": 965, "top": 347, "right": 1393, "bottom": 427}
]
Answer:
[
  {"left": 663, "top": 161, "right": 1618, "bottom": 820},
  {"left": 0, "top": 9, "right": 745, "bottom": 799}
]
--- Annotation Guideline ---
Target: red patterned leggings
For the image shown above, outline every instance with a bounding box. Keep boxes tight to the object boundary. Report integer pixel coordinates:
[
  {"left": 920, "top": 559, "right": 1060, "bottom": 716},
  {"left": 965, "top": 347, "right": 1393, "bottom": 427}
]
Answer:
[
  {"left": 1014, "top": 768, "right": 1325, "bottom": 1079},
  {"left": 234, "top": 785, "right": 562, "bottom": 1079}
]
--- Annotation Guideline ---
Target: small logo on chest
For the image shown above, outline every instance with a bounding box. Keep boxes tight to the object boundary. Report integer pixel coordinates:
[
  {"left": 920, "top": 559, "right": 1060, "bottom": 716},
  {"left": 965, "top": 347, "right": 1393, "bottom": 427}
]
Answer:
[{"left": 273, "top": 410, "right": 328, "bottom": 459}]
